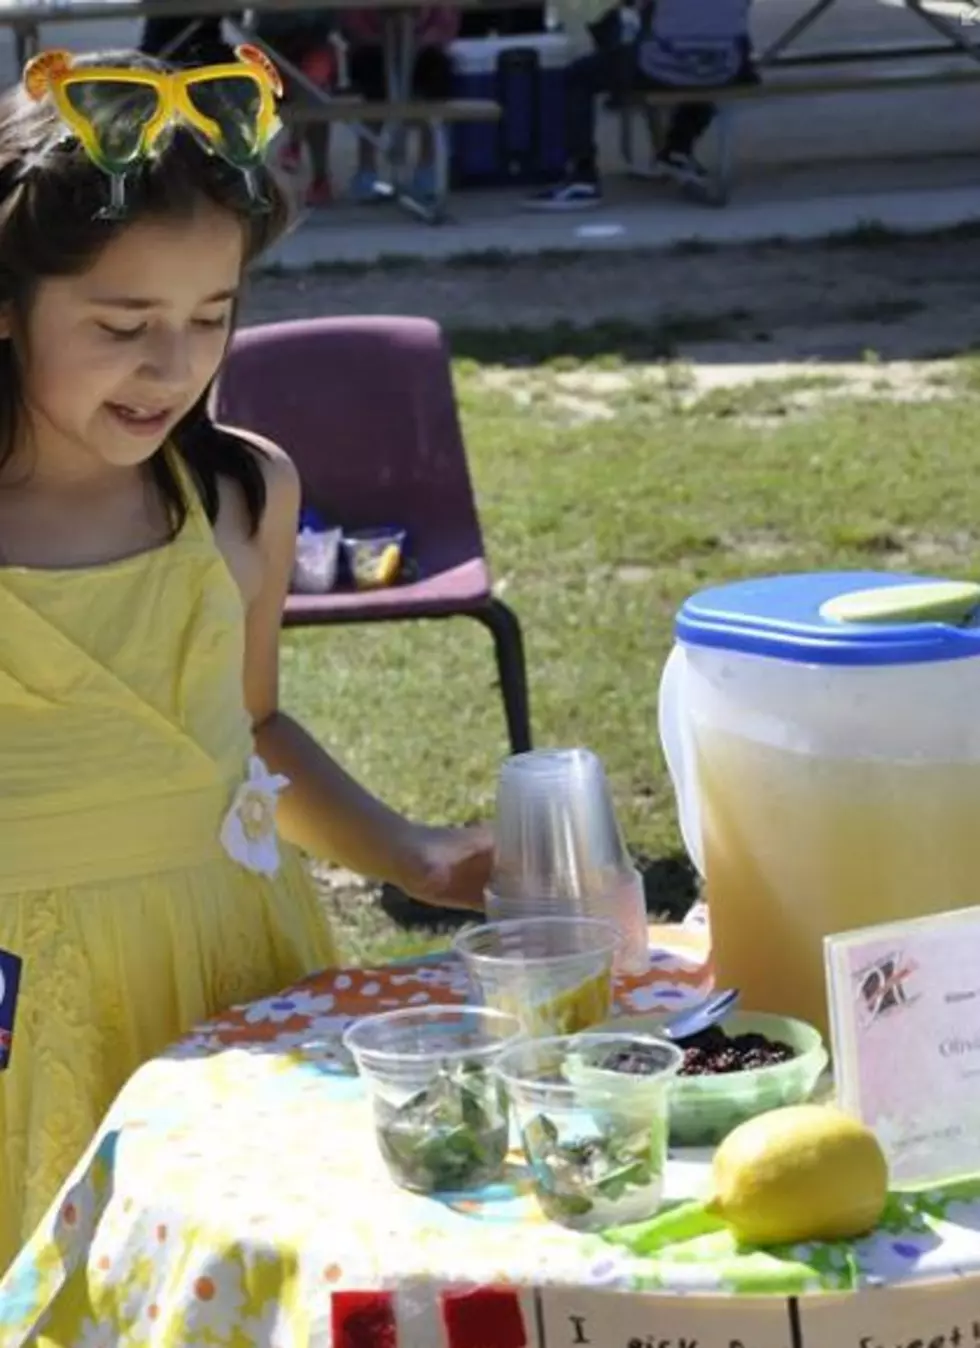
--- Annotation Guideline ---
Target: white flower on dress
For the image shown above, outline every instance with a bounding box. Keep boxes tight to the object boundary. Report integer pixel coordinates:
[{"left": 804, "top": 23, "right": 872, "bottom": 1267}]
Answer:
[{"left": 220, "top": 756, "right": 290, "bottom": 877}]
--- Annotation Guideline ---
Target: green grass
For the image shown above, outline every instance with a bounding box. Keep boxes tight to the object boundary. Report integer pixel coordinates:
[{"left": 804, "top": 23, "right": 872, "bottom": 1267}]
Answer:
[{"left": 282, "top": 334, "right": 980, "bottom": 964}]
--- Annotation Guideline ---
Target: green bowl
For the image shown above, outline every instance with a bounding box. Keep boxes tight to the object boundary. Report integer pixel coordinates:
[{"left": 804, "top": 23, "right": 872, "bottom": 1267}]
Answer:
[{"left": 599, "top": 1010, "right": 828, "bottom": 1147}]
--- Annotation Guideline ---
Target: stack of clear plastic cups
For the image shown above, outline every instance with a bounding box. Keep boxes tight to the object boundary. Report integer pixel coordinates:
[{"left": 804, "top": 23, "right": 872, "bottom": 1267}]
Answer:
[
  {"left": 454, "top": 916, "right": 620, "bottom": 1037},
  {"left": 486, "top": 748, "right": 649, "bottom": 974}
]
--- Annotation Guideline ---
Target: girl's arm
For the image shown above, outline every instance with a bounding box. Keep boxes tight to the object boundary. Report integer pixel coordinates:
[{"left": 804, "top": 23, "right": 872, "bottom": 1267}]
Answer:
[{"left": 239, "top": 440, "right": 490, "bottom": 907}]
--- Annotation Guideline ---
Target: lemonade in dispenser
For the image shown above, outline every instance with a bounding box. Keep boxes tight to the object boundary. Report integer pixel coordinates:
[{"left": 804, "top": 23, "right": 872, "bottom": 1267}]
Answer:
[{"left": 658, "top": 572, "right": 980, "bottom": 1035}]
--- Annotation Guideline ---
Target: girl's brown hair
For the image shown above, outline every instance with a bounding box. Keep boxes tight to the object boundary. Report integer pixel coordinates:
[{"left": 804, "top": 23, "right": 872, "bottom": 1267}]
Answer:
[{"left": 0, "top": 50, "right": 291, "bottom": 534}]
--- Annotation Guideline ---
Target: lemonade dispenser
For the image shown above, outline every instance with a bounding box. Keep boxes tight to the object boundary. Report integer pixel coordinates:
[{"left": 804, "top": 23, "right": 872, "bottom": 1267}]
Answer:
[{"left": 658, "top": 571, "right": 980, "bottom": 1034}]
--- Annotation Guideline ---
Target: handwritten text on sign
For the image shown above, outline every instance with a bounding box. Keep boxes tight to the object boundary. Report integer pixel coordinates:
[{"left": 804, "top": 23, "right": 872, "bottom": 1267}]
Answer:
[
  {"left": 799, "top": 1278, "right": 980, "bottom": 1348},
  {"left": 538, "top": 1288, "right": 795, "bottom": 1348}
]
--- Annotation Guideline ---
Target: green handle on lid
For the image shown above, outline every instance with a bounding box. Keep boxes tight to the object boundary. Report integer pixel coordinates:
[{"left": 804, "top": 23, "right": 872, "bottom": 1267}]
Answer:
[{"left": 820, "top": 581, "right": 980, "bottom": 626}]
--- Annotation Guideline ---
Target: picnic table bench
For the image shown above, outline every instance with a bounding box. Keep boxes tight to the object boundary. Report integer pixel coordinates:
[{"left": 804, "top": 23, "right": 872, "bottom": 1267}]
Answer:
[{"left": 620, "top": 58, "right": 980, "bottom": 205}]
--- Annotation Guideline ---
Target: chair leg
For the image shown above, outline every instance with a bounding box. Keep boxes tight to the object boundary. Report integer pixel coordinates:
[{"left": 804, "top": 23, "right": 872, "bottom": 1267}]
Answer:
[{"left": 468, "top": 599, "right": 533, "bottom": 755}]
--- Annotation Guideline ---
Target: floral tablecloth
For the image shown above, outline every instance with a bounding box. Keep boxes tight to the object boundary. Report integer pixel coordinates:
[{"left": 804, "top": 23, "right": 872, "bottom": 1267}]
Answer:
[{"left": 4, "top": 917, "right": 980, "bottom": 1348}]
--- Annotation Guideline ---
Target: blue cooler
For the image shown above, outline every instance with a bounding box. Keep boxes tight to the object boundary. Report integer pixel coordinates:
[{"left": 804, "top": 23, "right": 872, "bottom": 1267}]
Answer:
[{"left": 449, "top": 34, "right": 569, "bottom": 187}]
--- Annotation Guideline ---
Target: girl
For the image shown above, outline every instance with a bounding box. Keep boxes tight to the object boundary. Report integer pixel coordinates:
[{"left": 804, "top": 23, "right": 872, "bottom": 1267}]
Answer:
[{"left": 0, "top": 48, "right": 492, "bottom": 1269}]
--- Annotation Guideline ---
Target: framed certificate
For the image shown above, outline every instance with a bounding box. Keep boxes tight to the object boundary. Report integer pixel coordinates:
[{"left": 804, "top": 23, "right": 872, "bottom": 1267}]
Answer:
[{"left": 825, "top": 906, "right": 980, "bottom": 1186}]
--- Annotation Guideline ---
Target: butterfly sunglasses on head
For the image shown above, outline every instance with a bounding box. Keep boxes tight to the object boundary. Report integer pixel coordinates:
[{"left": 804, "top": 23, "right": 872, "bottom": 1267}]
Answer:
[{"left": 23, "top": 44, "right": 284, "bottom": 217}]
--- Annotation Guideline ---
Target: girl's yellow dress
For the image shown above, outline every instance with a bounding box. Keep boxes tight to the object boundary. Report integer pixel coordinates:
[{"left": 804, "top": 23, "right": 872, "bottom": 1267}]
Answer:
[{"left": 0, "top": 468, "right": 338, "bottom": 1272}]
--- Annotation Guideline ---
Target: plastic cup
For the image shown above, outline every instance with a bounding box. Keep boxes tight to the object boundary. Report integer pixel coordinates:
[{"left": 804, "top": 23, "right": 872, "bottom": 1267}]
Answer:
[
  {"left": 342, "top": 525, "right": 406, "bottom": 590},
  {"left": 453, "top": 917, "right": 619, "bottom": 1037},
  {"left": 492, "top": 748, "right": 630, "bottom": 896},
  {"left": 496, "top": 1032, "right": 682, "bottom": 1231},
  {"left": 292, "top": 525, "right": 342, "bottom": 594},
  {"left": 342, "top": 1005, "right": 521, "bottom": 1194}
]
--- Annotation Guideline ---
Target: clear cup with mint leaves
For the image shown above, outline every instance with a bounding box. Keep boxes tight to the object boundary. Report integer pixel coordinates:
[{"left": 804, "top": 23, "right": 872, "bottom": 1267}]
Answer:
[
  {"left": 343, "top": 1005, "right": 522, "bottom": 1195},
  {"left": 496, "top": 1032, "right": 682, "bottom": 1231}
]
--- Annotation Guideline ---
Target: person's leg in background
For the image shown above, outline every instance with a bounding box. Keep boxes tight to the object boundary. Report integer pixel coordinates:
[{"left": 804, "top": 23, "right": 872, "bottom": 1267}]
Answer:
[
  {"left": 660, "top": 100, "right": 716, "bottom": 180},
  {"left": 266, "top": 34, "right": 306, "bottom": 175},
  {"left": 300, "top": 45, "right": 338, "bottom": 206},
  {"left": 408, "top": 45, "right": 453, "bottom": 200},
  {"left": 260, "top": 30, "right": 336, "bottom": 206},
  {"left": 347, "top": 45, "right": 388, "bottom": 200},
  {"left": 528, "top": 44, "right": 634, "bottom": 209},
  {"left": 656, "top": 44, "right": 757, "bottom": 185},
  {"left": 303, "top": 124, "right": 332, "bottom": 203}
]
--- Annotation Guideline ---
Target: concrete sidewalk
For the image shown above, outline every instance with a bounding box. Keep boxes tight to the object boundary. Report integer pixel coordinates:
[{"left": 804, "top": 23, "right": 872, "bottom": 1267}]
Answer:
[{"left": 267, "top": 155, "right": 980, "bottom": 266}]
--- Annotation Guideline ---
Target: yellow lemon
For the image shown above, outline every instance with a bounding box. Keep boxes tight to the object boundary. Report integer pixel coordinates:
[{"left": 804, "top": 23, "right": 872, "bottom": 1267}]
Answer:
[{"left": 706, "top": 1104, "right": 888, "bottom": 1246}]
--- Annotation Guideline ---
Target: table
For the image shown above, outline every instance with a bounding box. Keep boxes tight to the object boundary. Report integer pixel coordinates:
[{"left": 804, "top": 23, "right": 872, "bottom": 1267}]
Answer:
[
  {"left": 5, "top": 919, "right": 980, "bottom": 1347},
  {"left": 760, "top": 0, "right": 980, "bottom": 66}
]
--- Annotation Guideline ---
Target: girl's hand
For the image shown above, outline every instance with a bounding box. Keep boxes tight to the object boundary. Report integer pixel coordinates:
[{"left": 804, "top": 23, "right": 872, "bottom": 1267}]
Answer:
[{"left": 405, "top": 823, "right": 494, "bottom": 912}]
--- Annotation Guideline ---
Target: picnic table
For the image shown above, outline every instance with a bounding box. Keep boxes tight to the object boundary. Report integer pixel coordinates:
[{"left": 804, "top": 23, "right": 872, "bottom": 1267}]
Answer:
[
  {"left": 622, "top": 0, "right": 980, "bottom": 205},
  {"left": 0, "top": 0, "right": 530, "bottom": 223},
  {"left": 5, "top": 915, "right": 980, "bottom": 1347},
  {"left": 761, "top": 0, "right": 980, "bottom": 67}
]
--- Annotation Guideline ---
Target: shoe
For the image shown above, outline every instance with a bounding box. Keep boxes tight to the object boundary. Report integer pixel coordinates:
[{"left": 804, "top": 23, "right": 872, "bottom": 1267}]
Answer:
[
  {"left": 524, "top": 180, "right": 602, "bottom": 211},
  {"left": 305, "top": 177, "right": 333, "bottom": 209},
  {"left": 656, "top": 151, "right": 710, "bottom": 189},
  {"left": 409, "top": 164, "right": 438, "bottom": 202},
  {"left": 349, "top": 168, "right": 385, "bottom": 204}
]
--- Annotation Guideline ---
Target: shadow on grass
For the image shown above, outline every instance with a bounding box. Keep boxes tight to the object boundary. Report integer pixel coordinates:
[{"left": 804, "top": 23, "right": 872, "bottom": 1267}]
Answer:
[
  {"left": 257, "top": 218, "right": 980, "bottom": 283},
  {"left": 448, "top": 315, "right": 760, "bottom": 367},
  {"left": 377, "top": 848, "right": 698, "bottom": 930}
]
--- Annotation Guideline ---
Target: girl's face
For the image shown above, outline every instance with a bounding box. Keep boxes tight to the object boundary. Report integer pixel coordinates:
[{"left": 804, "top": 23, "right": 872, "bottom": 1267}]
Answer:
[{"left": 10, "top": 203, "right": 245, "bottom": 475}]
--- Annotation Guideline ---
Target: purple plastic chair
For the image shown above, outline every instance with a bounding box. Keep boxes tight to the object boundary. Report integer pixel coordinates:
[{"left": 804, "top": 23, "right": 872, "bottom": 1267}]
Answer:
[{"left": 213, "top": 314, "right": 532, "bottom": 754}]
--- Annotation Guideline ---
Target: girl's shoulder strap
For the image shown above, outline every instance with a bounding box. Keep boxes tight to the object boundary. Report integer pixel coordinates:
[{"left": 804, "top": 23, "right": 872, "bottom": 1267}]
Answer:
[{"left": 166, "top": 445, "right": 214, "bottom": 545}]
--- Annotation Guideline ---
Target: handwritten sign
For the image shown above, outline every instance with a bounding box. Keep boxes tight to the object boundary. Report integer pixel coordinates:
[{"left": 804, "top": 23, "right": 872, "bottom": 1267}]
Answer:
[
  {"left": 825, "top": 906, "right": 980, "bottom": 1185},
  {"left": 537, "top": 1287, "right": 795, "bottom": 1348},
  {"left": 798, "top": 1275, "right": 980, "bottom": 1348}
]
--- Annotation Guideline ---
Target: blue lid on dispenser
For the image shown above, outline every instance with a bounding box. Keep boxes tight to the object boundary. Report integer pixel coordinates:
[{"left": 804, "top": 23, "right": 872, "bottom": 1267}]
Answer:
[{"left": 676, "top": 572, "right": 980, "bottom": 666}]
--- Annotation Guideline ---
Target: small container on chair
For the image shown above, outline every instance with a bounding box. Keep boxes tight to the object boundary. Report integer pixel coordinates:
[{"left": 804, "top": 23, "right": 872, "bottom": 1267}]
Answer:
[
  {"left": 342, "top": 525, "right": 407, "bottom": 590},
  {"left": 292, "top": 525, "right": 342, "bottom": 594}
]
